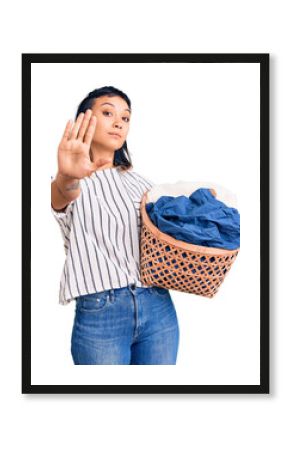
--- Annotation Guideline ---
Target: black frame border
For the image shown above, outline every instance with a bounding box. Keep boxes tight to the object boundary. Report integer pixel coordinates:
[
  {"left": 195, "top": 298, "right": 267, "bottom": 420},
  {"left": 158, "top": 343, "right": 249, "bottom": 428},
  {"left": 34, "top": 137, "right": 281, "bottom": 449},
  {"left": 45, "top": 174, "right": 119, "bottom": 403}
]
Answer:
[{"left": 22, "top": 53, "right": 269, "bottom": 394}]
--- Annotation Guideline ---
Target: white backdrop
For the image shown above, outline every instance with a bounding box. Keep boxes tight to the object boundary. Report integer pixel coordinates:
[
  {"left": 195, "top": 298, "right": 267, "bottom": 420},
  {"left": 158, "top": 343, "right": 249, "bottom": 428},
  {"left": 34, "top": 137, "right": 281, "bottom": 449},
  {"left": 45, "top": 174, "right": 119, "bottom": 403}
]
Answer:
[
  {"left": 31, "top": 61, "right": 260, "bottom": 385},
  {"left": 3, "top": 0, "right": 290, "bottom": 449}
]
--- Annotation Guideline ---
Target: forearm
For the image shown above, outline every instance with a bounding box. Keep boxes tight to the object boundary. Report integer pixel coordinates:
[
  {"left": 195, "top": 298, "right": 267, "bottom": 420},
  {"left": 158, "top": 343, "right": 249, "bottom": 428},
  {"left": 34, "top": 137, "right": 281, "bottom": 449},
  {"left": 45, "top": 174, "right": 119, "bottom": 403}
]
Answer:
[{"left": 51, "top": 172, "right": 81, "bottom": 211}]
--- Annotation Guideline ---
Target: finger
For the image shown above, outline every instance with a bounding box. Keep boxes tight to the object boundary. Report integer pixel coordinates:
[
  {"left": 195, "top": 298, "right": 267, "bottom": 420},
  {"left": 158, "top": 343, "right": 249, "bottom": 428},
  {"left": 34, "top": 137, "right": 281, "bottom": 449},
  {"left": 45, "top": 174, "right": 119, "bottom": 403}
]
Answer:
[
  {"left": 78, "top": 109, "right": 94, "bottom": 141},
  {"left": 61, "top": 119, "right": 73, "bottom": 142},
  {"left": 83, "top": 115, "right": 97, "bottom": 147},
  {"left": 70, "top": 111, "right": 86, "bottom": 140}
]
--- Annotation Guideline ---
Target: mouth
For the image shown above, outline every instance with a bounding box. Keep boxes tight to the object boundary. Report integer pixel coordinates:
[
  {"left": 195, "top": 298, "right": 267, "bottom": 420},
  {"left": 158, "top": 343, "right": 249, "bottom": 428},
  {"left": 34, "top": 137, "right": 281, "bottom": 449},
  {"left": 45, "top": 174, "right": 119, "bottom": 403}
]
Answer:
[{"left": 108, "top": 132, "right": 121, "bottom": 138}]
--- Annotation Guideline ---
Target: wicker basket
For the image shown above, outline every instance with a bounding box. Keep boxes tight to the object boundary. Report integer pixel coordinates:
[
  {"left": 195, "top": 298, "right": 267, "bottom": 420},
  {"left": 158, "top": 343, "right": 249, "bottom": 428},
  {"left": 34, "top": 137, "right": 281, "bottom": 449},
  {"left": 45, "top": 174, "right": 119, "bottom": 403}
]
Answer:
[{"left": 140, "top": 190, "right": 239, "bottom": 298}]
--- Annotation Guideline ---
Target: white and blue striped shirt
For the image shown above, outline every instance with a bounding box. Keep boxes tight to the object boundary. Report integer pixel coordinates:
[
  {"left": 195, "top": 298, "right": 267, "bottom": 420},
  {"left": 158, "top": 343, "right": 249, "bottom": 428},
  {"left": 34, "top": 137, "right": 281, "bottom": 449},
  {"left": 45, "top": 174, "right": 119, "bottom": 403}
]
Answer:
[{"left": 51, "top": 166, "right": 154, "bottom": 305}]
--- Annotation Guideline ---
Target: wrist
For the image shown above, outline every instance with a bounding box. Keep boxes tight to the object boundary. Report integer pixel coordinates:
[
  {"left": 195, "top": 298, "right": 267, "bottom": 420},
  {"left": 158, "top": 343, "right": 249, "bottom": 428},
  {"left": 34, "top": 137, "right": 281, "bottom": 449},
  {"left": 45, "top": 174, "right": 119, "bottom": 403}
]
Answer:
[
  {"left": 55, "top": 172, "right": 80, "bottom": 201},
  {"left": 56, "top": 171, "right": 78, "bottom": 183},
  {"left": 55, "top": 178, "right": 71, "bottom": 201}
]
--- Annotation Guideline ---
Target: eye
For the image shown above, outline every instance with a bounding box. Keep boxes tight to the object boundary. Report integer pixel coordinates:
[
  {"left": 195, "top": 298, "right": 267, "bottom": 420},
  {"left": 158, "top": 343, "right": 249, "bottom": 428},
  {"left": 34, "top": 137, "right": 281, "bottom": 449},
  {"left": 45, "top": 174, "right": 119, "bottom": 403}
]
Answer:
[{"left": 103, "top": 111, "right": 130, "bottom": 122}]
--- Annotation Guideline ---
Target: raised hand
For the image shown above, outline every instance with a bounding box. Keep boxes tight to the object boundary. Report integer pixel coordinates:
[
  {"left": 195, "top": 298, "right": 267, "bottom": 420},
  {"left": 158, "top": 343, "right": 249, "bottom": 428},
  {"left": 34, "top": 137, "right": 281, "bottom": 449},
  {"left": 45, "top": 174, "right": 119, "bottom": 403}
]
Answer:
[{"left": 57, "top": 109, "right": 111, "bottom": 180}]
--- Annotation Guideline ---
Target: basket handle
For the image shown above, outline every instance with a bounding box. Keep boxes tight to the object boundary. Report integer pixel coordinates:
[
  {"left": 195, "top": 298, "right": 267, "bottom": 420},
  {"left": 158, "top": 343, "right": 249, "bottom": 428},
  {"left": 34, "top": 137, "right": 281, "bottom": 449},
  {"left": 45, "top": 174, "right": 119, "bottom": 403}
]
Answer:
[{"left": 141, "top": 190, "right": 148, "bottom": 207}]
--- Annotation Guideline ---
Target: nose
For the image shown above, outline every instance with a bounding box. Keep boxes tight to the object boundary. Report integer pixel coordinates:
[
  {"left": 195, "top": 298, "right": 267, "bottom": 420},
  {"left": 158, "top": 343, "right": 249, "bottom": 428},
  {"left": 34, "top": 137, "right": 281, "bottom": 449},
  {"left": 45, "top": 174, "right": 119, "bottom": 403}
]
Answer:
[{"left": 113, "top": 116, "right": 123, "bottom": 129}]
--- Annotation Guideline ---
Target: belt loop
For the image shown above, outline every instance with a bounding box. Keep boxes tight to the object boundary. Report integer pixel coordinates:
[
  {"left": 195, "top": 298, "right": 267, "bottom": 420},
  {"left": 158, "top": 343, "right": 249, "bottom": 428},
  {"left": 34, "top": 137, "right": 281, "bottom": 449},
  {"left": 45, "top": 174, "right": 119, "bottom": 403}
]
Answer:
[{"left": 109, "top": 288, "right": 115, "bottom": 303}]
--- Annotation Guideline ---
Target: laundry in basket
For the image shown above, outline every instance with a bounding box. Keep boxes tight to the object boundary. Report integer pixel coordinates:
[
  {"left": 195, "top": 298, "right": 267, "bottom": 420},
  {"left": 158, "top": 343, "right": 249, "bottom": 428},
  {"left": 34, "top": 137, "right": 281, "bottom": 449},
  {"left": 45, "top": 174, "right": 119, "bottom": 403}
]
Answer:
[
  {"left": 145, "top": 188, "right": 240, "bottom": 250},
  {"left": 140, "top": 181, "right": 240, "bottom": 298}
]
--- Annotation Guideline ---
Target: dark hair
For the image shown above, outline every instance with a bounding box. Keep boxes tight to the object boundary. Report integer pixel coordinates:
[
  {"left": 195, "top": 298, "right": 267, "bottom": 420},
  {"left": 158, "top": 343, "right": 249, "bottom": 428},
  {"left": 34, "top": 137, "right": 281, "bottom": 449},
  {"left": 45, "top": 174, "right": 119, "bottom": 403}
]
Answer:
[{"left": 75, "top": 86, "right": 133, "bottom": 172}]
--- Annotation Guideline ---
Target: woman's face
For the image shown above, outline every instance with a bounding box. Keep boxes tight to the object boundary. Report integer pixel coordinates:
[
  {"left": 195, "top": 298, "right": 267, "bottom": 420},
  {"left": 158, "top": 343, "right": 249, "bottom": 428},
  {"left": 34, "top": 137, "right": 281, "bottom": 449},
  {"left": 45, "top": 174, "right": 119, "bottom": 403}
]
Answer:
[{"left": 90, "top": 95, "right": 131, "bottom": 149}]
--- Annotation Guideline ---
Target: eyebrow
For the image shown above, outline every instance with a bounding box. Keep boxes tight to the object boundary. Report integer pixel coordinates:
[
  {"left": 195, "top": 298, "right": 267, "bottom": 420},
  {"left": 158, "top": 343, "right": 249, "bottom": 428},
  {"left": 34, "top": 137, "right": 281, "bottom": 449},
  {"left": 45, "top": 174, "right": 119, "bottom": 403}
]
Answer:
[{"left": 100, "top": 102, "right": 131, "bottom": 114}]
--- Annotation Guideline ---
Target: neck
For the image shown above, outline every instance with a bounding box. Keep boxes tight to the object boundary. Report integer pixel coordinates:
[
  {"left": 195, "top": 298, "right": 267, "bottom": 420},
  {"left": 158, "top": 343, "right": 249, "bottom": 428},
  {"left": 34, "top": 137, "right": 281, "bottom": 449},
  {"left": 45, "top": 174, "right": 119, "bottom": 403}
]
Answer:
[{"left": 89, "top": 144, "right": 115, "bottom": 168}]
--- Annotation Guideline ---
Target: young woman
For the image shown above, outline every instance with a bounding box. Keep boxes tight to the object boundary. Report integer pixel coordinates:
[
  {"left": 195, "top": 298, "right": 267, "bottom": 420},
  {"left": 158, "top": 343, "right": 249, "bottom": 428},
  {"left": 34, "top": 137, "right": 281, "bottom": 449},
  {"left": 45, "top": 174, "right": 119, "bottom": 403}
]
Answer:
[{"left": 51, "top": 86, "right": 180, "bottom": 365}]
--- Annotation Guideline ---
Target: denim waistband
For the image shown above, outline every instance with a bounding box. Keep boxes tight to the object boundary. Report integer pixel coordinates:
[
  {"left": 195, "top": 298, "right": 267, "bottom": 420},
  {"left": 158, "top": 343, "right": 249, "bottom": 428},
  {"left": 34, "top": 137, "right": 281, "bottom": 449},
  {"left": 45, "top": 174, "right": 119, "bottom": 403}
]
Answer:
[
  {"left": 75, "top": 283, "right": 170, "bottom": 306},
  {"left": 75, "top": 283, "right": 159, "bottom": 302},
  {"left": 111, "top": 283, "right": 150, "bottom": 295}
]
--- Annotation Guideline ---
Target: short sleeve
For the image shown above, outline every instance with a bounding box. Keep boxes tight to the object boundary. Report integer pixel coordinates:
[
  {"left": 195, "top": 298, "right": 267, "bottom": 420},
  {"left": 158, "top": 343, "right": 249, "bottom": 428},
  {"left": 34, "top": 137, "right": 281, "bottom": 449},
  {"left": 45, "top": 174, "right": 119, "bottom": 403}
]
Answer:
[
  {"left": 132, "top": 171, "right": 156, "bottom": 191},
  {"left": 51, "top": 201, "right": 75, "bottom": 222},
  {"left": 51, "top": 203, "right": 76, "bottom": 249},
  {"left": 144, "top": 177, "right": 155, "bottom": 189},
  {"left": 51, "top": 175, "right": 76, "bottom": 230}
]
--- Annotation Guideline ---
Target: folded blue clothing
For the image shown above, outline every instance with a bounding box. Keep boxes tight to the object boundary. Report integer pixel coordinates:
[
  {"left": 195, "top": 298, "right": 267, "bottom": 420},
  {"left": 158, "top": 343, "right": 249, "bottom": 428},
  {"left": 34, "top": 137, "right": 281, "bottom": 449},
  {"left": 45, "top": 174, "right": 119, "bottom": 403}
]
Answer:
[{"left": 145, "top": 188, "right": 240, "bottom": 250}]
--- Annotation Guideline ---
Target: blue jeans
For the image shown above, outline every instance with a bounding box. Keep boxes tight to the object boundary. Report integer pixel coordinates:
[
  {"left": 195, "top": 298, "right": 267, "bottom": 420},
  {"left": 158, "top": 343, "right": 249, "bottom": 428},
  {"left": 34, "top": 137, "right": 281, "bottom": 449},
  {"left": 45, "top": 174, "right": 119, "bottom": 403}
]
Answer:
[{"left": 71, "top": 283, "right": 180, "bottom": 365}]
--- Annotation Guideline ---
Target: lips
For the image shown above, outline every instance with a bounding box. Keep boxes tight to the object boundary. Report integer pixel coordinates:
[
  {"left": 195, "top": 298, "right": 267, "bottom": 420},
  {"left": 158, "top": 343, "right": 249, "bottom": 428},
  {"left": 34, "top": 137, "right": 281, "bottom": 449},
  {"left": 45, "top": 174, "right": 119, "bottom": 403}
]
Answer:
[{"left": 108, "top": 132, "right": 121, "bottom": 138}]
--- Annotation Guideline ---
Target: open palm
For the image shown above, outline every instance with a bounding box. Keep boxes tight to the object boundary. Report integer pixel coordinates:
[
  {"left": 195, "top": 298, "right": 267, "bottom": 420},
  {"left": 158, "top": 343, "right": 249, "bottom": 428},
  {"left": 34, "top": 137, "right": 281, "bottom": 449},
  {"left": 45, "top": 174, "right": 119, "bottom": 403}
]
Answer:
[{"left": 57, "top": 108, "right": 110, "bottom": 179}]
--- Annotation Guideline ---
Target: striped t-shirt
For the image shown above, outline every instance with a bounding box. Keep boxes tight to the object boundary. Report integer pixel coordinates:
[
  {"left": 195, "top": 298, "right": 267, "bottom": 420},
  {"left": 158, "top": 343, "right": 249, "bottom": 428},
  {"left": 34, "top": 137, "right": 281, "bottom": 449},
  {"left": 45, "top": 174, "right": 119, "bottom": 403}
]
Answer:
[{"left": 51, "top": 166, "right": 155, "bottom": 305}]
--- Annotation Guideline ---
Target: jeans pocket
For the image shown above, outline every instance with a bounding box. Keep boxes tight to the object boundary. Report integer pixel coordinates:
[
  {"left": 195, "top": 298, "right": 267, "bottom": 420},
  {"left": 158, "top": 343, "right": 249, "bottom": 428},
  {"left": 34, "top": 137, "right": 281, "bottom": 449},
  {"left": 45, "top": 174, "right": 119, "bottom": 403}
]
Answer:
[{"left": 77, "top": 292, "right": 110, "bottom": 313}]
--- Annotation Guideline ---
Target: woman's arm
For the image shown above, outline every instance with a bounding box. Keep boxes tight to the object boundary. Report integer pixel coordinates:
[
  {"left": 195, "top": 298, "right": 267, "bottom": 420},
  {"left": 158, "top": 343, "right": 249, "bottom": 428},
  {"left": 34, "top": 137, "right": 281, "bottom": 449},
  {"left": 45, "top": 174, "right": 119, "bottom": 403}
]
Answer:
[{"left": 51, "top": 172, "right": 81, "bottom": 211}]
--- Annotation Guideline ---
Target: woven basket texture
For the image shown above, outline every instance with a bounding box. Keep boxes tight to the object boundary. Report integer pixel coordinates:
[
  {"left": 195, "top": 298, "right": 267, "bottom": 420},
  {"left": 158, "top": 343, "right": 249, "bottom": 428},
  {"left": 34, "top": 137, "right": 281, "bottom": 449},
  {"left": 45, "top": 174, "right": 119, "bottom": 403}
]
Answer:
[{"left": 140, "top": 191, "right": 239, "bottom": 298}]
